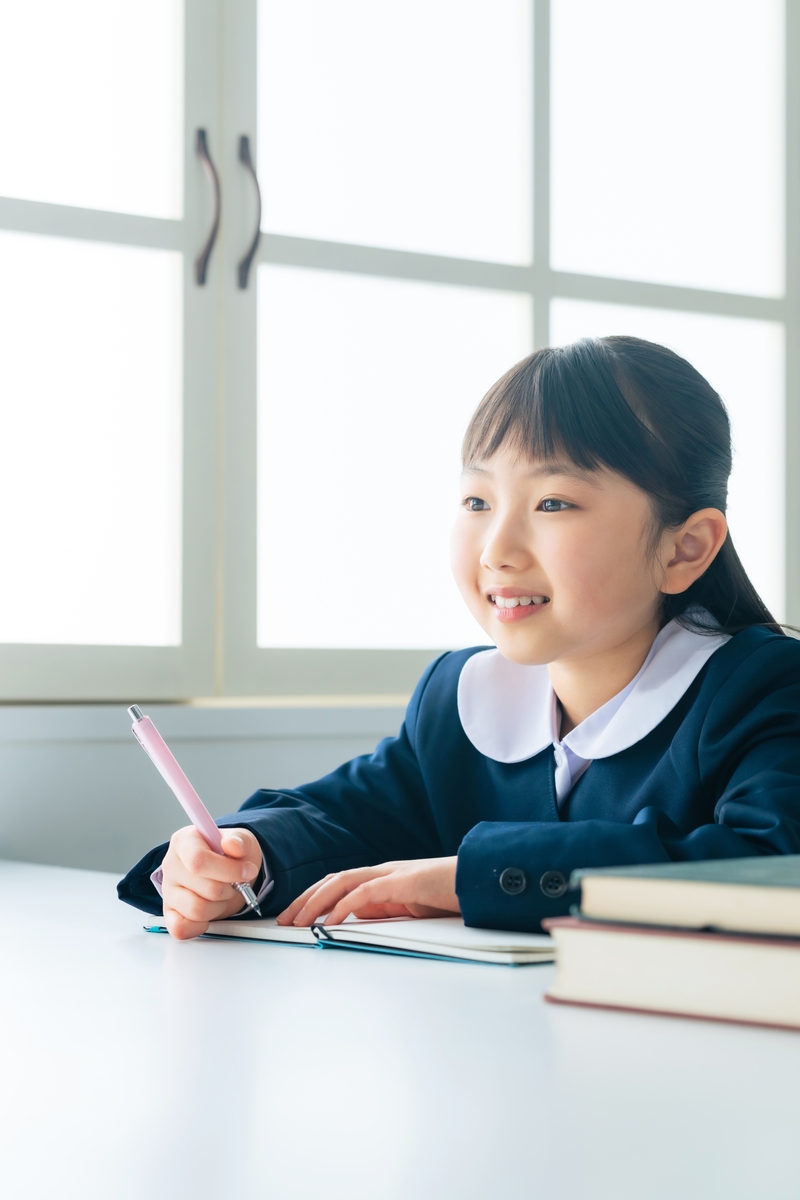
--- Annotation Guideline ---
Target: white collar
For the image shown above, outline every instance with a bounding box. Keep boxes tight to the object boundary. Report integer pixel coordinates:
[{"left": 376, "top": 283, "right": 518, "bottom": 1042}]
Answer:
[{"left": 457, "top": 616, "right": 731, "bottom": 766}]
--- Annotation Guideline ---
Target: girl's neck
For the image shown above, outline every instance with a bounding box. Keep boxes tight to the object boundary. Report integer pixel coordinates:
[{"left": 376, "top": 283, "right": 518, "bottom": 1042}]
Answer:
[{"left": 549, "top": 619, "right": 662, "bottom": 738}]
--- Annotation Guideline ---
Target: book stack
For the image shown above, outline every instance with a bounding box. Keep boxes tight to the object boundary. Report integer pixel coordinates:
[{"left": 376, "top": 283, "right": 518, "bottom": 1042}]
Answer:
[{"left": 544, "top": 856, "right": 800, "bottom": 1030}]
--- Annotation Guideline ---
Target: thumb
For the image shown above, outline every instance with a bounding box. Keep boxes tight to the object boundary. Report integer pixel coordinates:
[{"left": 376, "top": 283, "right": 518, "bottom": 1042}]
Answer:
[{"left": 220, "top": 832, "right": 247, "bottom": 858}]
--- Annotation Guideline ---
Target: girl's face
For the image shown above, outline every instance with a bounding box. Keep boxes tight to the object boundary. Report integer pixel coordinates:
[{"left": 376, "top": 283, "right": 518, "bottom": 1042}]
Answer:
[{"left": 450, "top": 444, "right": 665, "bottom": 666}]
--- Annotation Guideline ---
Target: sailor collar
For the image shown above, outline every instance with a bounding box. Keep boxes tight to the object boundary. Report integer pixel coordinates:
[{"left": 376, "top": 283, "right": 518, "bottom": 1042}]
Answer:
[{"left": 457, "top": 616, "right": 731, "bottom": 784}]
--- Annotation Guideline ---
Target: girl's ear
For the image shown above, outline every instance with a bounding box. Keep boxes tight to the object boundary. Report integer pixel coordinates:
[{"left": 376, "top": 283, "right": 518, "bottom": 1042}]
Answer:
[{"left": 659, "top": 508, "right": 728, "bottom": 595}]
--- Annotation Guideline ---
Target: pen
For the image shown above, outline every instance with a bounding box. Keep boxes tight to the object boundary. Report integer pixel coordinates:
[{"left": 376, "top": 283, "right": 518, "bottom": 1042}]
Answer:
[{"left": 127, "top": 704, "right": 262, "bottom": 917}]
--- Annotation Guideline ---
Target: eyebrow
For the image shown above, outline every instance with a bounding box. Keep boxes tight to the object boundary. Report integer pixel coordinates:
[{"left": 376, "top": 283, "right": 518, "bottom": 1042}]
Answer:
[{"left": 462, "top": 461, "right": 601, "bottom": 484}]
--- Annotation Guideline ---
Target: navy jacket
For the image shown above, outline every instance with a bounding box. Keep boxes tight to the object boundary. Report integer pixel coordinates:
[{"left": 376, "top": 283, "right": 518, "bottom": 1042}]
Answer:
[{"left": 118, "top": 627, "right": 800, "bottom": 932}]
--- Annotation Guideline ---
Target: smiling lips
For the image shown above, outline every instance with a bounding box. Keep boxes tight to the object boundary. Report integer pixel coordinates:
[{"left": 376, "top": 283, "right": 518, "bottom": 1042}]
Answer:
[{"left": 488, "top": 593, "right": 550, "bottom": 622}]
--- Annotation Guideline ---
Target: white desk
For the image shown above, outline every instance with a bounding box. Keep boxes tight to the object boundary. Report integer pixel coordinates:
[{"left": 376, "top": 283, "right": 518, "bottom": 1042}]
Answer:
[{"left": 1, "top": 860, "right": 798, "bottom": 1200}]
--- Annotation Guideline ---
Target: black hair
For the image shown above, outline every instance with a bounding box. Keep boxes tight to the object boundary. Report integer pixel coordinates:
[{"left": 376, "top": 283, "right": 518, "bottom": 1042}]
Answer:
[{"left": 462, "top": 336, "right": 781, "bottom": 637}]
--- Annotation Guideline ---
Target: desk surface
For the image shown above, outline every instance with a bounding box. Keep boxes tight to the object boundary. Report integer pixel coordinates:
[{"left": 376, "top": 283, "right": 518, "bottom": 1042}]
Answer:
[{"left": 2, "top": 860, "right": 799, "bottom": 1200}]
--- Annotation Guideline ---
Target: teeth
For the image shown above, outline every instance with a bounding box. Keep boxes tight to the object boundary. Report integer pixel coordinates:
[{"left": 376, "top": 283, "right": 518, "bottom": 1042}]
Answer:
[{"left": 491, "top": 595, "right": 548, "bottom": 608}]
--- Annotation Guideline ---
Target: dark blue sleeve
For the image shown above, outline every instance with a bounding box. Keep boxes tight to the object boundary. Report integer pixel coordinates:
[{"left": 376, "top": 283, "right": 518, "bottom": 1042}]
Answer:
[
  {"left": 117, "top": 656, "right": 445, "bottom": 916},
  {"left": 456, "top": 639, "right": 800, "bottom": 932}
]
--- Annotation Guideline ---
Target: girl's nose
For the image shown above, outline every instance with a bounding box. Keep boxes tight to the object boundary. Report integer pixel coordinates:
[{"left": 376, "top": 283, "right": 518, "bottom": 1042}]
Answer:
[{"left": 479, "top": 515, "right": 534, "bottom": 573}]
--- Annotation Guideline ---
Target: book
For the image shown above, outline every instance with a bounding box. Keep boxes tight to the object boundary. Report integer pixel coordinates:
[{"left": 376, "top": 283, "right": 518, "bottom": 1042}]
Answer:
[
  {"left": 543, "top": 917, "right": 800, "bottom": 1030},
  {"left": 145, "top": 915, "right": 555, "bottom": 965},
  {"left": 572, "top": 855, "right": 800, "bottom": 936}
]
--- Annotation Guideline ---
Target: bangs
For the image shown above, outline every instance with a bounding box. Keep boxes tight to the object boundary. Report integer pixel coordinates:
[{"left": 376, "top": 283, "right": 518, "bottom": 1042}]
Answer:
[{"left": 462, "top": 339, "right": 666, "bottom": 481}]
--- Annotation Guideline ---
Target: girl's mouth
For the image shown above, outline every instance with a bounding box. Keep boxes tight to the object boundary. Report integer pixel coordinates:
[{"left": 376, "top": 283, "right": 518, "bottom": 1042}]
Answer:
[{"left": 488, "top": 594, "right": 550, "bottom": 623}]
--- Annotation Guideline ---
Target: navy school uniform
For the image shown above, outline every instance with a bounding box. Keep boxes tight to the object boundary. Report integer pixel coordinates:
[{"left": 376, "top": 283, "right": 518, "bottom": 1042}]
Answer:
[{"left": 118, "top": 621, "right": 800, "bottom": 933}]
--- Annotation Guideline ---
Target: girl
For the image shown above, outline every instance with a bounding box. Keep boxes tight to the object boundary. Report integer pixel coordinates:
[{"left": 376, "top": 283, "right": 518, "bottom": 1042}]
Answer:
[{"left": 119, "top": 336, "right": 800, "bottom": 939}]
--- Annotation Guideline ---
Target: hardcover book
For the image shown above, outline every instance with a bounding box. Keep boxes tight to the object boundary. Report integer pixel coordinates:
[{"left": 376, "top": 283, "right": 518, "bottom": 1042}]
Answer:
[
  {"left": 544, "top": 916, "right": 800, "bottom": 1030},
  {"left": 572, "top": 855, "right": 800, "bottom": 936}
]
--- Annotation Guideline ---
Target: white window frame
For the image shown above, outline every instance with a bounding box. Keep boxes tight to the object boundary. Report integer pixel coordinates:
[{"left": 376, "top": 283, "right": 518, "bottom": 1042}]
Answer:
[{"left": 1, "top": 0, "right": 797, "bottom": 701}]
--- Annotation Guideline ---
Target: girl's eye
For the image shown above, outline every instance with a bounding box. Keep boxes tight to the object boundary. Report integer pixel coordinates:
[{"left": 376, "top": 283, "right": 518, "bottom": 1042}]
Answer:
[
  {"left": 463, "top": 496, "right": 490, "bottom": 512},
  {"left": 540, "top": 498, "right": 572, "bottom": 513}
]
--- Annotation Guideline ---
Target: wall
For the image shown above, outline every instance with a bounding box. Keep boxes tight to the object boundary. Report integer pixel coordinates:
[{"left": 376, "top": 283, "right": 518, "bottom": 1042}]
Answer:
[{"left": 0, "top": 703, "right": 406, "bottom": 875}]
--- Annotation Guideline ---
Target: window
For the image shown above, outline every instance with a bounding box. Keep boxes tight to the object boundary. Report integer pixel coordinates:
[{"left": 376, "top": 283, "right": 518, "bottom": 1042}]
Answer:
[{"left": 1, "top": 0, "right": 795, "bottom": 701}]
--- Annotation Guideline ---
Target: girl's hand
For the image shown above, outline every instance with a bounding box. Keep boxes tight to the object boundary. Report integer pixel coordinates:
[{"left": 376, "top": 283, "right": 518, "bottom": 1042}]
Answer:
[
  {"left": 161, "top": 825, "right": 262, "bottom": 940},
  {"left": 277, "top": 857, "right": 460, "bottom": 927}
]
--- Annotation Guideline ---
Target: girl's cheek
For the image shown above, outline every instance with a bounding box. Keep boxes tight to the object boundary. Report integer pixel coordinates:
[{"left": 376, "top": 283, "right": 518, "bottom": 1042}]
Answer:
[
  {"left": 555, "top": 527, "right": 653, "bottom": 614},
  {"left": 449, "top": 521, "right": 479, "bottom": 587},
  {"left": 450, "top": 527, "right": 492, "bottom": 623},
  {"left": 547, "top": 533, "right": 630, "bottom": 606}
]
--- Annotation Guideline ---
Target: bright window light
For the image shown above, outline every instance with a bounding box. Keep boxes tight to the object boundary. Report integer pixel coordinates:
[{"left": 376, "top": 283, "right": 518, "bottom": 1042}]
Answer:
[
  {"left": 0, "top": 231, "right": 183, "bottom": 645},
  {"left": 0, "top": 0, "right": 184, "bottom": 219},
  {"left": 257, "top": 266, "right": 533, "bottom": 648},
  {"left": 551, "top": 0, "right": 784, "bottom": 296},
  {"left": 258, "top": 0, "right": 532, "bottom": 264}
]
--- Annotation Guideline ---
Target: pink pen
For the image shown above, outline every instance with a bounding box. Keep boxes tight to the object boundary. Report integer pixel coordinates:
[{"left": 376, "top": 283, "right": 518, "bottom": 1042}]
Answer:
[{"left": 127, "top": 705, "right": 261, "bottom": 916}]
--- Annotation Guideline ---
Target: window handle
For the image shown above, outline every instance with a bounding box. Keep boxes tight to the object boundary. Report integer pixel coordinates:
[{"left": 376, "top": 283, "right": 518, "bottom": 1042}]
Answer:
[
  {"left": 195, "top": 129, "right": 221, "bottom": 286},
  {"left": 237, "top": 135, "right": 262, "bottom": 289}
]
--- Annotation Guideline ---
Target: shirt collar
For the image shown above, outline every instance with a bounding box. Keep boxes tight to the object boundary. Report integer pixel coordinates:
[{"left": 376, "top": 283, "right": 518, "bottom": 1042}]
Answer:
[{"left": 457, "top": 615, "right": 731, "bottom": 765}]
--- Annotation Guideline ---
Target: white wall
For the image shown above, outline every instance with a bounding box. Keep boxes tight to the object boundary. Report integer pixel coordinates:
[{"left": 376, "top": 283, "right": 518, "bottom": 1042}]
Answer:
[{"left": 0, "top": 703, "right": 406, "bottom": 875}]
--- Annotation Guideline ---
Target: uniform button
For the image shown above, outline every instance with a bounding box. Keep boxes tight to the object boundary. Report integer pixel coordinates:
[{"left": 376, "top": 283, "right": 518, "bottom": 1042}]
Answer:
[
  {"left": 553, "top": 747, "right": 565, "bottom": 768},
  {"left": 499, "top": 867, "right": 527, "bottom": 895},
  {"left": 540, "top": 870, "right": 568, "bottom": 899}
]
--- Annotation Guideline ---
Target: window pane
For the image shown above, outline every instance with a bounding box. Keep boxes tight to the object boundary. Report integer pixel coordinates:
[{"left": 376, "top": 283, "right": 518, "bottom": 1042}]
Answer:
[
  {"left": 0, "top": 231, "right": 183, "bottom": 644},
  {"left": 258, "top": 0, "right": 532, "bottom": 264},
  {"left": 257, "top": 267, "right": 532, "bottom": 648},
  {"left": 0, "top": 0, "right": 183, "bottom": 219},
  {"left": 551, "top": 299, "right": 785, "bottom": 619},
  {"left": 551, "top": 0, "right": 784, "bottom": 296}
]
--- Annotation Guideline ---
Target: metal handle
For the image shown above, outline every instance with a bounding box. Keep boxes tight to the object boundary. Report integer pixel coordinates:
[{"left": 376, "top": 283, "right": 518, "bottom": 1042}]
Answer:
[
  {"left": 237, "top": 135, "right": 262, "bottom": 289},
  {"left": 195, "top": 129, "right": 221, "bottom": 286}
]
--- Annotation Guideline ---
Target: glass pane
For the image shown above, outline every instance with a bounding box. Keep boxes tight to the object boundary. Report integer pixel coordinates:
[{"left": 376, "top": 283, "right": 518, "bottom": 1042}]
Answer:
[
  {"left": 0, "top": 231, "right": 183, "bottom": 644},
  {"left": 0, "top": 0, "right": 183, "bottom": 219},
  {"left": 551, "top": 0, "right": 784, "bottom": 296},
  {"left": 551, "top": 299, "right": 785, "bottom": 619},
  {"left": 258, "top": 267, "right": 532, "bottom": 648},
  {"left": 258, "top": 0, "right": 532, "bottom": 264}
]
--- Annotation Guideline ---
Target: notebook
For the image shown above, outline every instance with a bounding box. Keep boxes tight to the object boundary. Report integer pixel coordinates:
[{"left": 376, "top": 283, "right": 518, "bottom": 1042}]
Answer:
[
  {"left": 543, "top": 916, "right": 800, "bottom": 1031},
  {"left": 145, "top": 915, "right": 554, "bottom": 965},
  {"left": 571, "top": 854, "right": 800, "bottom": 936}
]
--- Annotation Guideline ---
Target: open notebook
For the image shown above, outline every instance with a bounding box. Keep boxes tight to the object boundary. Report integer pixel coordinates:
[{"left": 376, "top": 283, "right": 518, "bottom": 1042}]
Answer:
[{"left": 145, "top": 915, "right": 554, "bottom": 965}]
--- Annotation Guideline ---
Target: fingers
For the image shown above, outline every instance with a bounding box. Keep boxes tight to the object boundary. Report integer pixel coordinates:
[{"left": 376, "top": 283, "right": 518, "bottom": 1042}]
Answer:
[
  {"left": 220, "top": 829, "right": 262, "bottom": 868},
  {"left": 171, "top": 827, "right": 260, "bottom": 885},
  {"left": 280, "top": 857, "right": 461, "bottom": 927},
  {"left": 325, "top": 878, "right": 398, "bottom": 926},
  {"left": 291, "top": 868, "right": 398, "bottom": 921},
  {"left": 170, "top": 872, "right": 239, "bottom": 905},
  {"left": 163, "top": 882, "right": 238, "bottom": 926},
  {"left": 278, "top": 869, "right": 378, "bottom": 925},
  {"left": 160, "top": 826, "right": 262, "bottom": 939},
  {"left": 164, "top": 907, "right": 209, "bottom": 940},
  {"left": 277, "top": 873, "right": 339, "bottom": 925}
]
